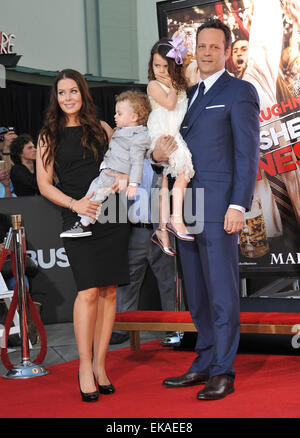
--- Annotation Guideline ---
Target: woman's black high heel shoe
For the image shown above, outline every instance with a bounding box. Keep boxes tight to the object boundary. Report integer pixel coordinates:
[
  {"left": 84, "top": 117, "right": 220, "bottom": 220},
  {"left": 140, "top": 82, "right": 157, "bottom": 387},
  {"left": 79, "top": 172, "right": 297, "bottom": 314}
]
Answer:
[
  {"left": 92, "top": 369, "right": 115, "bottom": 394},
  {"left": 78, "top": 373, "right": 99, "bottom": 402},
  {"left": 98, "top": 383, "right": 115, "bottom": 395}
]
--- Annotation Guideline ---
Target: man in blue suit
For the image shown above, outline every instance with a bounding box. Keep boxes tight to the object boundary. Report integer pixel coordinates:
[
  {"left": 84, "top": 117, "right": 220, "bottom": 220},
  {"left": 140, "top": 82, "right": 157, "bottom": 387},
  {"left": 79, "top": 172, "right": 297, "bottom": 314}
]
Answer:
[{"left": 153, "top": 19, "right": 260, "bottom": 400}]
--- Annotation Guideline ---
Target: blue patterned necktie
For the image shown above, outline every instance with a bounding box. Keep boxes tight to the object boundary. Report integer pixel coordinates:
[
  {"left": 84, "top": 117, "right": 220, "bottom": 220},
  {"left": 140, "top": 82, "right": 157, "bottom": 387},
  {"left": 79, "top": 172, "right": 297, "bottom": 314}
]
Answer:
[{"left": 183, "top": 82, "right": 205, "bottom": 127}]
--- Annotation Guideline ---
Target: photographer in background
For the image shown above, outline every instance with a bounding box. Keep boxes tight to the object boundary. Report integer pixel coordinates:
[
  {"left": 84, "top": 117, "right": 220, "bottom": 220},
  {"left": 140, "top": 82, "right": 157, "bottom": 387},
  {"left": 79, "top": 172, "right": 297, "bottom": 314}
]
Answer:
[
  {"left": 0, "top": 126, "right": 17, "bottom": 173},
  {"left": 0, "top": 160, "right": 16, "bottom": 198},
  {"left": 10, "top": 134, "right": 40, "bottom": 196}
]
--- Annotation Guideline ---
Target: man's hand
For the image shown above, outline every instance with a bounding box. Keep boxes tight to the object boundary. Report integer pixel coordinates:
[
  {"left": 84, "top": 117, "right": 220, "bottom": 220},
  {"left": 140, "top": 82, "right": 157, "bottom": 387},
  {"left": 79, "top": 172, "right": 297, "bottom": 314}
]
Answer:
[
  {"left": 152, "top": 135, "right": 177, "bottom": 163},
  {"left": 107, "top": 172, "right": 129, "bottom": 193},
  {"left": 224, "top": 208, "right": 245, "bottom": 234},
  {"left": 126, "top": 185, "right": 137, "bottom": 200}
]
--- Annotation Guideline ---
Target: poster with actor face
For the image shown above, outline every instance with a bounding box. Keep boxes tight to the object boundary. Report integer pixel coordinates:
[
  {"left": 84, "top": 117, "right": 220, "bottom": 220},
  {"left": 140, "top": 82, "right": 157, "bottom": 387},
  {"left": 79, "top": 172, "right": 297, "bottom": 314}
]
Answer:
[{"left": 158, "top": 0, "right": 300, "bottom": 273}]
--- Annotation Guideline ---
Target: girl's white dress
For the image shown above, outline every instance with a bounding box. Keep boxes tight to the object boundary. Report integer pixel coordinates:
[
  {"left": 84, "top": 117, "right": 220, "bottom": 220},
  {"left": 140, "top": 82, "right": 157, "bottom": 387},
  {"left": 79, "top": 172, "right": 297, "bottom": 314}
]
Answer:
[{"left": 147, "top": 81, "right": 194, "bottom": 181}]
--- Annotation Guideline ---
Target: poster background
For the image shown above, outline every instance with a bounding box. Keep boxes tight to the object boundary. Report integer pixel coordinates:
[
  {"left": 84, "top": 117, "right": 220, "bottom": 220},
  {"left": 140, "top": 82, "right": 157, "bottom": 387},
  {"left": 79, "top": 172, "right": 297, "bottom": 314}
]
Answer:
[{"left": 157, "top": 0, "right": 300, "bottom": 274}]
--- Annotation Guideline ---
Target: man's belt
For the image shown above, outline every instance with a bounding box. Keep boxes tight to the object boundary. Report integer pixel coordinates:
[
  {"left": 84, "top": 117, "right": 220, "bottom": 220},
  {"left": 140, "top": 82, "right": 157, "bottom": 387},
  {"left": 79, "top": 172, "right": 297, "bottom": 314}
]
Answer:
[{"left": 131, "top": 222, "right": 153, "bottom": 230}]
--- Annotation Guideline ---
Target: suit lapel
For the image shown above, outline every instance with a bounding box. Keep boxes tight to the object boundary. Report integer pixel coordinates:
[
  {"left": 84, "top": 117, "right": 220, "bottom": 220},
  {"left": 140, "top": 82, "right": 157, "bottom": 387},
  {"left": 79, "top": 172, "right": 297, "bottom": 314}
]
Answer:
[
  {"left": 181, "top": 84, "right": 198, "bottom": 128},
  {"left": 181, "top": 71, "right": 231, "bottom": 137},
  {"left": 187, "top": 83, "right": 198, "bottom": 102}
]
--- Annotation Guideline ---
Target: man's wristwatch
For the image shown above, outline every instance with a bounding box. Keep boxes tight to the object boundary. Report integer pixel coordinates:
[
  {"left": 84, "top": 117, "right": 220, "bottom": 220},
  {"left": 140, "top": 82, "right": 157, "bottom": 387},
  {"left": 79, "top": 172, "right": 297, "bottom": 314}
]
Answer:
[{"left": 150, "top": 151, "right": 157, "bottom": 163}]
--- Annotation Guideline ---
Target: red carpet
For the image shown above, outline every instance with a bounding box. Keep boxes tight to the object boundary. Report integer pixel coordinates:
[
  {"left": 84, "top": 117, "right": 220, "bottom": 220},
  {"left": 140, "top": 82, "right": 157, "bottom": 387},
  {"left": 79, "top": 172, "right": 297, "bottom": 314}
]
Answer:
[{"left": 1, "top": 340, "right": 300, "bottom": 418}]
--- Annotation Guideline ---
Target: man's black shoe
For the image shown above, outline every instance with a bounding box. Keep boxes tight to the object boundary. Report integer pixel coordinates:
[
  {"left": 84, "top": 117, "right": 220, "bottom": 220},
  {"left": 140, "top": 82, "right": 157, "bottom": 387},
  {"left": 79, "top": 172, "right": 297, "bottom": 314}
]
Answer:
[
  {"left": 109, "top": 332, "right": 129, "bottom": 345},
  {"left": 163, "top": 371, "right": 209, "bottom": 388},
  {"left": 197, "top": 375, "right": 234, "bottom": 400}
]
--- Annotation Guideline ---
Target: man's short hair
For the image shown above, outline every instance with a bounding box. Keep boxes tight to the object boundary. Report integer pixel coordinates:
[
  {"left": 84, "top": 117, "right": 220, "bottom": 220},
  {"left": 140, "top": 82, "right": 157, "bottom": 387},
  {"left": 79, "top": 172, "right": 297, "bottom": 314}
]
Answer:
[{"left": 196, "top": 18, "right": 232, "bottom": 50}]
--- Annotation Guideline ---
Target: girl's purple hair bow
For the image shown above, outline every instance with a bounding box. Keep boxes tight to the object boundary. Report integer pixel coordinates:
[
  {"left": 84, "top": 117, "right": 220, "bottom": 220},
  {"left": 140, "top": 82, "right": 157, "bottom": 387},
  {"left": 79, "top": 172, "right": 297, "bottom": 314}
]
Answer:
[{"left": 165, "top": 37, "right": 188, "bottom": 65}]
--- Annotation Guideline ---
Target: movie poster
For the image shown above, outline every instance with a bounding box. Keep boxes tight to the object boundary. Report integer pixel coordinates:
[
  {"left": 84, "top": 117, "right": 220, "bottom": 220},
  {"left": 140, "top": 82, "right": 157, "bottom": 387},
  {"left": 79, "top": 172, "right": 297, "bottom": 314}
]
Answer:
[{"left": 157, "top": 0, "right": 300, "bottom": 273}]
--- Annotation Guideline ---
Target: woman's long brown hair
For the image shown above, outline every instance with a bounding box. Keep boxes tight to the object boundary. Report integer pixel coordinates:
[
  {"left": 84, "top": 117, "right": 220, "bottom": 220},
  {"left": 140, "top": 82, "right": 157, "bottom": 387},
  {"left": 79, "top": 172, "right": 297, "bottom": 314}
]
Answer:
[
  {"left": 39, "top": 69, "right": 108, "bottom": 168},
  {"left": 148, "top": 38, "right": 188, "bottom": 92}
]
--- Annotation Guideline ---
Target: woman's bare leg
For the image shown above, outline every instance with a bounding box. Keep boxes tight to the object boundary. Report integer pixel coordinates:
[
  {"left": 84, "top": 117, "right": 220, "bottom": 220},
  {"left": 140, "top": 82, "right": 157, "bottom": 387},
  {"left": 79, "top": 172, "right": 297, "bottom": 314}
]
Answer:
[
  {"left": 73, "top": 287, "right": 99, "bottom": 393},
  {"left": 92, "top": 285, "right": 117, "bottom": 385}
]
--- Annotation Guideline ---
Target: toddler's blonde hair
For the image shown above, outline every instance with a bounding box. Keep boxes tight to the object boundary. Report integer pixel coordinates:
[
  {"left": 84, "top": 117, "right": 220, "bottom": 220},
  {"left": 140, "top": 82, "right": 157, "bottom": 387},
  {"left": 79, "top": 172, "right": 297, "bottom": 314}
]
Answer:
[{"left": 116, "top": 90, "right": 151, "bottom": 126}]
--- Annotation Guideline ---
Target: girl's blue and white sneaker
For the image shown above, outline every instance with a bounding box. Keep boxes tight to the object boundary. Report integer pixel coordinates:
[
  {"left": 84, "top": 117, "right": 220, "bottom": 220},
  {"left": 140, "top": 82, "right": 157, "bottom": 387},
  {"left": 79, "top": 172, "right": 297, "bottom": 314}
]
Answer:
[{"left": 60, "top": 222, "right": 92, "bottom": 238}]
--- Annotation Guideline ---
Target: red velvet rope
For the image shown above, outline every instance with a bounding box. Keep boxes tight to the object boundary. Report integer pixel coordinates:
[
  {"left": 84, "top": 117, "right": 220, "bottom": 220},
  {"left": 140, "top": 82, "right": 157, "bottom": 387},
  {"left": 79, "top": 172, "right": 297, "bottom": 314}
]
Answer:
[
  {"left": 0, "top": 248, "right": 10, "bottom": 272},
  {"left": 0, "top": 245, "right": 47, "bottom": 370}
]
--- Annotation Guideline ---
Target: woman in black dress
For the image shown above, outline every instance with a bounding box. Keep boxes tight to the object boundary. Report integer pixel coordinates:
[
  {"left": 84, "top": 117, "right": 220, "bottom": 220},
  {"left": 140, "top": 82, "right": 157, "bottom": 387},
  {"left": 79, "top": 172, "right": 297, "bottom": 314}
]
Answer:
[
  {"left": 10, "top": 134, "right": 40, "bottom": 196},
  {"left": 36, "top": 69, "right": 130, "bottom": 402}
]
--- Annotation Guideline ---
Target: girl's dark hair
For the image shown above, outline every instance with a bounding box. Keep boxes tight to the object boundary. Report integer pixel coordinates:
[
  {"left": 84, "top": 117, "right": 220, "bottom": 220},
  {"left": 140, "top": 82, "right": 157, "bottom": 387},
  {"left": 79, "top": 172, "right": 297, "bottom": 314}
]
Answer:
[
  {"left": 148, "top": 38, "right": 188, "bottom": 91},
  {"left": 39, "top": 69, "right": 108, "bottom": 168},
  {"left": 10, "top": 134, "right": 34, "bottom": 165}
]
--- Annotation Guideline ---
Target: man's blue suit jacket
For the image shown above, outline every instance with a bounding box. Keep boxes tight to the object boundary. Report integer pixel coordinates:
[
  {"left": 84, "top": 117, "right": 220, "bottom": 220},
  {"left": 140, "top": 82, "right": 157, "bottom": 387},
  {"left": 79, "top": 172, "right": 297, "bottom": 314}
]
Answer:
[{"left": 180, "top": 71, "right": 260, "bottom": 223}]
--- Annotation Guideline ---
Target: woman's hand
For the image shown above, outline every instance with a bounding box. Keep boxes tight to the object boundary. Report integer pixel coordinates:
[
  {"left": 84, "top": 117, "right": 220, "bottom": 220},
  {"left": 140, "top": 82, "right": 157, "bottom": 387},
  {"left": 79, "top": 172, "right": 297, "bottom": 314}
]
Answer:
[
  {"left": 72, "top": 193, "right": 101, "bottom": 220},
  {"left": 106, "top": 172, "right": 129, "bottom": 193}
]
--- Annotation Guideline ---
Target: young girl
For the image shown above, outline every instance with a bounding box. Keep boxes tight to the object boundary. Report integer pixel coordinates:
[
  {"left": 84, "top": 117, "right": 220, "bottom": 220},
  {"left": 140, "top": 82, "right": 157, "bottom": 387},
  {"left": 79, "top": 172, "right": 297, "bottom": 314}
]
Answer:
[{"left": 147, "top": 37, "right": 195, "bottom": 256}]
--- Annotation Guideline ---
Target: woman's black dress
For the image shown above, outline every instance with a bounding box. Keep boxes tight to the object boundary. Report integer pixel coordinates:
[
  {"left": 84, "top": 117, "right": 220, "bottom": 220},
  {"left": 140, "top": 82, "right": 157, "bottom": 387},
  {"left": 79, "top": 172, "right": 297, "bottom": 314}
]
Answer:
[{"left": 55, "top": 126, "right": 130, "bottom": 291}]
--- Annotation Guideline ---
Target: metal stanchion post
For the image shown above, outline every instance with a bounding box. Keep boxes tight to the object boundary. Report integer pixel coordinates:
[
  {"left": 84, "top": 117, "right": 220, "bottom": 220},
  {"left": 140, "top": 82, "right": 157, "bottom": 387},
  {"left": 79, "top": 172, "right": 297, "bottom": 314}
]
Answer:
[
  {"left": 174, "top": 243, "right": 182, "bottom": 312},
  {"left": 174, "top": 240, "right": 183, "bottom": 341},
  {"left": 3, "top": 214, "right": 49, "bottom": 379}
]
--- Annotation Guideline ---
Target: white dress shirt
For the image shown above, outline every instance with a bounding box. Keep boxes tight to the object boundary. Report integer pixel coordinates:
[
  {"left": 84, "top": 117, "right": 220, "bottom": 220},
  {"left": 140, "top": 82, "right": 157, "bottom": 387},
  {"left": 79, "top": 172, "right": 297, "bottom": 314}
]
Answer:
[{"left": 188, "top": 68, "right": 225, "bottom": 108}]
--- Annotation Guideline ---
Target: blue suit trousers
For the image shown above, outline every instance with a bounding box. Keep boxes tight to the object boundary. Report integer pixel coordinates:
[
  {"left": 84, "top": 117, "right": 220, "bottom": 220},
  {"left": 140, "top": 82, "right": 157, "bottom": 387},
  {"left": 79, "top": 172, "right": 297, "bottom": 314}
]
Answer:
[{"left": 178, "top": 222, "right": 240, "bottom": 378}]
